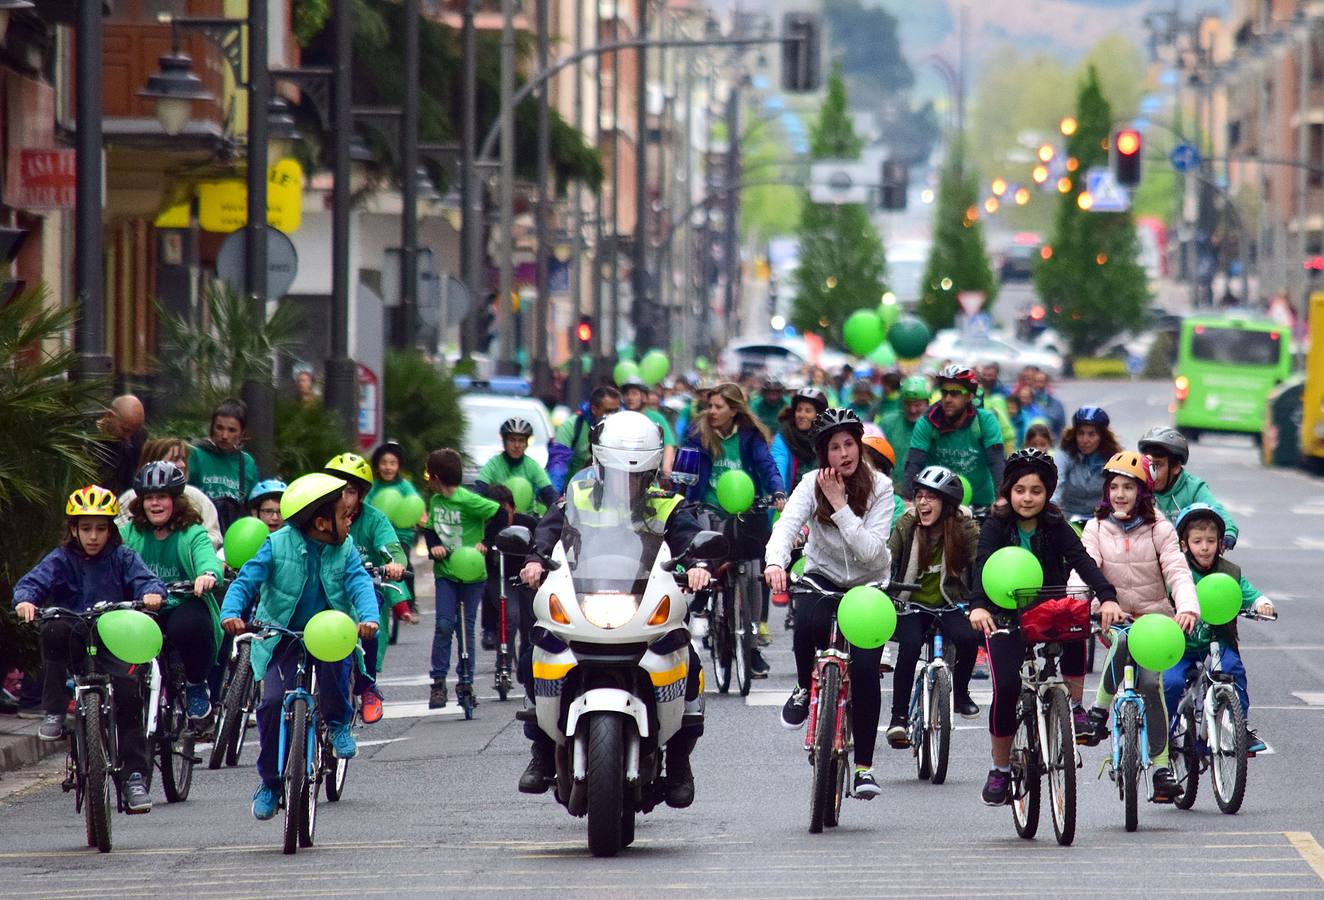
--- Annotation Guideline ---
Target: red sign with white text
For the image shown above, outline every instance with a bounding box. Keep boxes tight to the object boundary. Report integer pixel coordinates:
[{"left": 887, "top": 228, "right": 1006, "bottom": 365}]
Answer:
[{"left": 13, "top": 149, "right": 77, "bottom": 209}]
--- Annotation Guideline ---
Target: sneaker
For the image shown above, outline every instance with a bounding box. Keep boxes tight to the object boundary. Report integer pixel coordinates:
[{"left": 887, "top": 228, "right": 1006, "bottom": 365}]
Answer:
[
  {"left": 1072, "top": 704, "right": 1089, "bottom": 737},
  {"left": 518, "top": 746, "right": 555, "bottom": 794},
  {"left": 781, "top": 687, "right": 810, "bottom": 730},
  {"left": 38, "top": 713, "right": 64, "bottom": 741},
  {"left": 251, "top": 782, "right": 280, "bottom": 820},
  {"left": 1081, "top": 706, "right": 1109, "bottom": 747},
  {"left": 1151, "top": 766, "right": 1179, "bottom": 803},
  {"left": 886, "top": 713, "right": 910, "bottom": 748},
  {"left": 852, "top": 768, "right": 882, "bottom": 799},
  {"left": 1245, "top": 727, "right": 1266, "bottom": 755},
  {"left": 327, "top": 723, "right": 357, "bottom": 759},
  {"left": 361, "top": 686, "right": 384, "bottom": 724},
  {"left": 750, "top": 649, "right": 770, "bottom": 678},
  {"left": 756, "top": 622, "right": 772, "bottom": 647},
  {"left": 955, "top": 693, "right": 980, "bottom": 719},
  {"left": 123, "top": 772, "right": 152, "bottom": 814},
  {"left": 972, "top": 647, "right": 990, "bottom": 680},
  {"left": 185, "top": 682, "right": 212, "bottom": 724},
  {"left": 981, "top": 769, "right": 1011, "bottom": 806},
  {"left": 481, "top": 630, "right": 497, "bottom": 652},
  {"left": 428, "top": 680, "right": 448, "bottom": 709}
]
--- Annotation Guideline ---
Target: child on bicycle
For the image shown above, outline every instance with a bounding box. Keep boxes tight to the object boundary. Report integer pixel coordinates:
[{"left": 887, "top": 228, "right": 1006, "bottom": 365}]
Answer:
[
  {"left": 249, "top": 479, "right": 287, "bottom": 533},
  {"left": 1166, "top": 503, "right": 1274, "bottom": 754},
  {"left": 886, "top": 465, "right": 982, "bottom": 746},
  {"left": 188, "top": 398, "right": 260, "bottom": 532},
  {"left": 423, "top": 448, "right": 500, "bottom": 710},
  {"left": 120, "top": 462, "right": 224, "bottom": 729},
  {"left": 325, "top": 453, "right": 410, "bottom": 724},
  {"left": 968, "top": 449, "right": 1116, "bottom": 807},
  {"left": 219, "top": 473, "right": 380, "bottom": 821},
  {"left": 765, "top": 408, "right": 894, "bottom": 799},
  {"left": 1075, "top": 451, "right": 1199, "bottom": 804},
  {"left": 1138, "top": 425, "right": 1239, "bottom": 550},
  {"left": 12, "top": 486, "right": 166, "bottom": 814}
]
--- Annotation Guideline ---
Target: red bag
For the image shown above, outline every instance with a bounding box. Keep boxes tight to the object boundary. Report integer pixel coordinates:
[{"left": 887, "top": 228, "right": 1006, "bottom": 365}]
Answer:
[{"left": 1018, "top": 595, "right": 1091, "bottom": 644}]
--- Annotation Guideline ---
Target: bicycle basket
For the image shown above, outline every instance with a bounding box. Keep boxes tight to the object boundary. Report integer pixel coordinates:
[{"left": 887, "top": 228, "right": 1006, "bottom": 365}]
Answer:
[{"left": 1012, "top": 587, "right": 1094, "bottom": 644}]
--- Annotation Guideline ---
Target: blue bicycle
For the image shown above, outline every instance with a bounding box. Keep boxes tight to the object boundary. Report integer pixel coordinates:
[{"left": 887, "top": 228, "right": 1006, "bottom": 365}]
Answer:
[
  {"left": 897, "top": 601, "right": 964, "bottom": 785},
  {"left": 1101, "top": 622, "right": 1149, "bottom": 833}
]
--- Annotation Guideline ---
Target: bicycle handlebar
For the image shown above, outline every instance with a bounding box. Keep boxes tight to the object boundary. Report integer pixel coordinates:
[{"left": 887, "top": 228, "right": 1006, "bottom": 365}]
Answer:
[{"left": 36, "top": 600, "right": 148, "bottom": 622}]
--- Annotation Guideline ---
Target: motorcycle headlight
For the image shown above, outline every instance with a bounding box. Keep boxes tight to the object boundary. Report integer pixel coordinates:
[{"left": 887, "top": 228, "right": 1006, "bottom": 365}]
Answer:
[{"left": 579, "top": 593, "right": 640, "bottom": 629}]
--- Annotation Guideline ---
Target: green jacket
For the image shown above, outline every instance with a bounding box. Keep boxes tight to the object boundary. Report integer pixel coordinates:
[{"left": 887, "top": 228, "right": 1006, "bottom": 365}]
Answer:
[
  {"left": 120, "top": 522, "right": 225, "bottom": 660},
  {"left": 349, "top": 503, "right": 410, "bottom": 602},
  {"left": 1156, "top": 469, "right": 1239, "bottom": 542},
  {"left": 366, "top": 477, "right": 422, "bottom": 548},
  {"left": 879, "top": 411, "right": 918, "bottom": 490}
]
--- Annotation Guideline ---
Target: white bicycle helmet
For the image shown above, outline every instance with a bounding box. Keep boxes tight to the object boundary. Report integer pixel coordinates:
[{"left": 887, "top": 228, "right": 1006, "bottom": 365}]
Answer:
[{"left": 593, "top": 410, "right": 664, "bottom": 474}]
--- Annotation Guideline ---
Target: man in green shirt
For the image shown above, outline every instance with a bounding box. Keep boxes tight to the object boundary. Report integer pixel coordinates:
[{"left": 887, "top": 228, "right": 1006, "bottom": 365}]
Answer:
[
  {"left": 547, "top": 386, "right": 621, "bottom": 493},
  {"left": 188, "top": 398, "right": 259, "bottom": 532},
  {"left": 475, "top": 417, "right": 559, "bottom": 514},
  {"left": 880, "top": 375, "right": 931, "bottom": 490},
  {"left": 750, "top": 379, "right": 788, "bottom": 436},
  {"left": 901, "top": 366, "right": 1006, "bottom": 507},
  {"left": 620, "top": 378, "right": 678, "bottom": 477}
]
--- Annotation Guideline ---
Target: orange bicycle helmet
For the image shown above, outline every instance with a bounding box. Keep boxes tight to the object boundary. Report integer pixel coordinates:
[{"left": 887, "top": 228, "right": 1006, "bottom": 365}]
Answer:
[
  {"left": 66, "top": 485, "right": 120, "bottom": 518},
  {"left": 861, "top": 434, "right": 895, "bottom": 467},
  {"left": 1103, "top": 451, "right": 1153, "bottom": 489}
]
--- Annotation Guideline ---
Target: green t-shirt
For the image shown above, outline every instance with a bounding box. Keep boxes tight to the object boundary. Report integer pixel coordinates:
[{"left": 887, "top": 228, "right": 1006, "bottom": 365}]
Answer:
[
  {"left": 477, "top": 452, "right": 554, "bottom": 515},
  {"left": 428, "top": 487, "right": 500, "bottom": 582},
  {"left": 642, "top": 409, "right": 677, "bottom": 448},
  {"left": 908, "top": 409, "right": 1005, "bottom": 506},
  {"left": 880, "top": 410, "right": 919, "bottom": 490},
  {"left": 1017, "top": 524, "right": 1036, "bottom": 551},
  {"left": 703, "top": 432, "right": 743, "bottom": 506},
  {"left": 137, "top": 530, "right": 186, "bottom": 583},
  {"left": 912, "top": 544, "right": 945, "bottom": 607},
  {"left": 187, "top": 444, "right": 259, "bottom": 505}
]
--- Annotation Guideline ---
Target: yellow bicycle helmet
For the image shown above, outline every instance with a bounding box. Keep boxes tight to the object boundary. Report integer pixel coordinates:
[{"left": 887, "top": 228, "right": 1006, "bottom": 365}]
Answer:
[
  {"left": 1103, "top": 451, "right": 1153, "bottom": 489},
  {"left": 324, "top": 452, "right": 373, "bottom": 489},
  {"left": 66, "top": 485, "right": 120, "bottom": 518}
]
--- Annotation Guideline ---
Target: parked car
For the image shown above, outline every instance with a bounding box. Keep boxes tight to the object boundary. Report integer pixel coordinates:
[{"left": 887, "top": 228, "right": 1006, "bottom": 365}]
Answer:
[
  {"left": 920, "top": 329, "right": 1065, "bottom": 379},
  {"left": 458, "top": 386, "right": 553, "bottom": 484},
  {"left": 718, "top": 335, "right": 850, "bottom": 378}
]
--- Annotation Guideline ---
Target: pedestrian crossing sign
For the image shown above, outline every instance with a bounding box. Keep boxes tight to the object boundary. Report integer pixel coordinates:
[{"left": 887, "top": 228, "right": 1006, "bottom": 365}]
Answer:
[{"left": 1084, "top": 167, "right": 1130, "bottom": 213}]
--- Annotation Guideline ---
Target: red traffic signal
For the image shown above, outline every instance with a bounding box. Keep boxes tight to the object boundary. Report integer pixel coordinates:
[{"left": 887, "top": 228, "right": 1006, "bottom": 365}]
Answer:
[
  {"left": 1112, "top": 128, "right": 1142, "bottom": 188},
  {"left": 575, "top": 315, "right": 593, "bottom": 345}
]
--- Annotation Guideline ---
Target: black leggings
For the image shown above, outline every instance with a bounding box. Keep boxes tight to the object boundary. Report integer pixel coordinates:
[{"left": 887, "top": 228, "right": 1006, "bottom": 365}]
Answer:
[
  {"left": 889, "top": 608, "right": 981, "bottom": 719},
  {"left": 157, "top": 602, "right": 215, "bottom": 684},
  {"left": 985, "top": 629, "right": 1085, "bottom": 738},
  {"left": 791, "top": 589, "right": 883, "bottom": 768}
]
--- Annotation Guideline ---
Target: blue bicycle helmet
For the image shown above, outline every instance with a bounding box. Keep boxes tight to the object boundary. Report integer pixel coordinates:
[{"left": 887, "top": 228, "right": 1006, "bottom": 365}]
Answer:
[
  {"left": 1175, "top": 502, "right": 1225, "bottom": 540},
  {"left": 1072, "top": 406, "right": 1110, "bottom": 429},
  {"left": 248, "top": 478, "right": 288, "bottom": 508}
]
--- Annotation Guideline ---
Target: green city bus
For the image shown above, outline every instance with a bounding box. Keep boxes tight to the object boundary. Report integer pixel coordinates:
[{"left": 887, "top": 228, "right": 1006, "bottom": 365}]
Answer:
[{"left": 1173, "top": 315, "right": 1292, "bottom": 441}]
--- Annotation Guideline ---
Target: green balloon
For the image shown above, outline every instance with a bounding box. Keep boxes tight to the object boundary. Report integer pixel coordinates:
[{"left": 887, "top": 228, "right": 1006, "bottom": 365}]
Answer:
[
  {"left": 96, "top": 609, "right": 163, "bottom": 665},
  {"left": 790, "top": 557, "right": 807, "bottom": 579},
  {"left": 715, "top": 469, "right": 756, "bottom": 515},
  {"left": 505, "top": 476, "right": 534, "bottom": 513},
  {"left": 638, "top": 350, "right": 670, "bottom": 385},
  {"left": 958, "top": 474, "right": 973, "bottom": 506},
  {"left": 878, "top": 298, "right": 901, "bottom": 331},
  {"left": 390, "top": 493, "right": 426, "bottom": 529},
  {"left": 613, "top": 359, "right": 640, "bottom": 386},
  {"left": 370, "top": 486, "right": 403, "bottom": 521},
  {"left": 843, "top": 309, "right": 886, "bottom": 356},
  {"left": 694, "top": 357, "right": 710, "bottom": 372},
  {"left": 303, "top": 609, "right": 359, "bottom": 663},
  {"left": 837, "top": 586, "right": 898, "bottom": 649},
  {"left": 1196, "top": 572, "right": 1241, "bottom": 626},
  {"left": 224, "top": 517, "right": 270, "bottom": 569},
  {"left": 448, "top": 545, "right": 488, "bottom": 582},
  {"left": 1128, "top": 613, "right": 1186, "bottom": 671},
  {"left": 981, "top": 546, "right": 1044, "bottom": 610},
  {"left": 888, "top": 317, "right": 932, "bottom": 359},
  {"left": 867, "top": 342, "right": 897, "bottom": 368}
]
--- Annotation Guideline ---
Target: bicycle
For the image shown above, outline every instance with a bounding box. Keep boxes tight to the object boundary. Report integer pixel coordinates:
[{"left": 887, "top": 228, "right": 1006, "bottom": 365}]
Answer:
[
  {"left": 38, "top": 601, "right": 160, "bottom": 853},
  {"left": 208, "top": 631, "right": 256, "bottom": 769},
  {"left": 801, "top": 577, "right": 920, "bottom": 834},
  {"left": 1096, "top": 619, "right": 1154, "bottom": 833},
  {"left": 699, "top": 497, "right": 774, "bottom": 698},
  {"left": 143, "top": 582, "right": 205, "bottom": 803},
  {"left": 994, "top": 586, "right": 1094, "bottom": 847},
  {"left": 897, "top": 601, "right": 966, "bottom": 785},
  {"left": 1169, "top": 609, "right": 1276, "bottom": 815}
]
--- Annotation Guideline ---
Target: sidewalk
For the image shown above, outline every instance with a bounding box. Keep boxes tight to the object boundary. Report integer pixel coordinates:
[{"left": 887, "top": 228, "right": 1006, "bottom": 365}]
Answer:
[{"left": 0, "top": 714, "right": 60, "bottom": 776}]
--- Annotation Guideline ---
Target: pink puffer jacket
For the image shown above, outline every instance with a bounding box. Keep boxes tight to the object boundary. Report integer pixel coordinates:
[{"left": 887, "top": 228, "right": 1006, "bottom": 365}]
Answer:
[{"left": 1078, "top": 513, "right": 1198, "bottom": 618}]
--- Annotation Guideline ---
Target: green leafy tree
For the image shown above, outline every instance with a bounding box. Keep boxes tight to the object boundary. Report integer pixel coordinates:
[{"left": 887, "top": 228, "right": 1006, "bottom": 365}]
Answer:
[
  {"left": 383, "top": 350, "right": 466, "bottom": 482},
  {"left": 790, "top": 70, "right": 887, "bottom": 348},
  {"left": 1034, "top": 67, "right": 1148, "bottom": 356},
  {"left": 0, "top": 286, "right": 105, "bottom": 669},
  {"left": 740, "top": 119, "right": 802, "bottom": 243},
  {"left": 918, "top": 139, "right": 997, "bottom": 331}
]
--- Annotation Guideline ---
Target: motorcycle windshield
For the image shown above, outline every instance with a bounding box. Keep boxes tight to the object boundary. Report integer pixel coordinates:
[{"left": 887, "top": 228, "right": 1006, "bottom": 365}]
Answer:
[{"left": 562, "top": 477, "right": 666, "bottom": 594}]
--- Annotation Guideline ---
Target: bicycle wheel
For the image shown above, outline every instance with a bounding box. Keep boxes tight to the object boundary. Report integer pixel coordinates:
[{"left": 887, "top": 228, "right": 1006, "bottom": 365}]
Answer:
[
  {"left": 809, "top": 664, "right": 840, "bottom": 834},
  {"left": 709, "top": 589, "right": 732, "bottom": 694},
  {"left": 731, "top": 574, "right": 753, "bottom": 697},
  {"left": 1044, "top": 689, "right": 1077, "bottom": 847},
  {"left": 1171, "top": 702, "right": 1200, "bottom": 810},
  {"left": 1011, "top": 692, "right": 1040, "bottom": 840},
  {"left": 212, "top": 644, "right": 253, "bottom": 769},
  {"left": 1209, "top": 686, "right": 1248, "bottom": 814},
  {"left": 160, "top": 664, "right": 194, "bottom": 803},
  {"left": 324, "top": 729, "right": 349, "bottom": 802},
  {"left": 300, "top": 723, "right": 321, "bottom": 848},
  {"left": 911, "top": 677, "right": 931, "bottom": 781},
  {"left": 1119, "top": 702, "right": 1141, "bottom": 833},
  {"left": 928, "top": 667, "right": 953, "bottom": 786},
  {"left": 826, "top": 694, "right": 852, "bottom": 827},
  {"left": 282, "top": 697, "right": 308, "bottom": 855},
  {"left": 80, "top": 693, "right": 113, "bottom": 853}
]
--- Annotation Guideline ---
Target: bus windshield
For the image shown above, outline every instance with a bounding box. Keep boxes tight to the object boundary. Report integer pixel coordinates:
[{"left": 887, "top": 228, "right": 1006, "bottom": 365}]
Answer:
[{"left": 1190, "top": 326, "right": 1281, "bottom": 366}]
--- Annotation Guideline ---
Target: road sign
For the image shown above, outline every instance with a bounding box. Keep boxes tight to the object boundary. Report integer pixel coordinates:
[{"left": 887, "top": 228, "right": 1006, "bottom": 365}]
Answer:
[
  {"left": 1170, "top": 142, "right": 1201, "bottom": 174},
  {"left": 1084, "top": 167, "right": 1130, "bottom": 213},
  {"left": 809, "top": 161, "right": 872, "bottom": 204},
  {"left": 958, "top": 290, "right": 985, "bottom": 316},
  {"left": 215, "top": 228, "right": 299, "bottom": 298}
]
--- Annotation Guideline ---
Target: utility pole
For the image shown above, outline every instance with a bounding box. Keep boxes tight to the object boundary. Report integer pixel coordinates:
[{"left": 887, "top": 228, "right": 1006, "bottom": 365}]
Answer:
[
  {"left": 397, "top": 0, "right": 419, "bottom": 351},
  {"left": 534, "top": 0, "right": 552, "bottom": 395},
  {"left": 74, "top": 0, "right": 111, "bottom": 388},
  {"left": 631, "top": 0, "right": 650, "bottom": 354},
  {"left": 609, "top": 15, "right": 621, "bottom": 362},
  {"left": 591, "top": 0, "right": 606, "bottom": 382},
  {"left": 324, "top": 0, "right": 358, "bottom": 430},
  {"left": 498, "top": 0, "right": 517, "bottom": 374},
  {"left": 243, "top": 0, "right": 274, "bottom": 473},
  {"left": 569, "top": 0, "right": 586, "bottom": 406},
  {"left": 463, "top": 0, "right": 489, "bottom": 369},
  {"left": 722, "top": 81, "right": 739, "bottom": 337}
]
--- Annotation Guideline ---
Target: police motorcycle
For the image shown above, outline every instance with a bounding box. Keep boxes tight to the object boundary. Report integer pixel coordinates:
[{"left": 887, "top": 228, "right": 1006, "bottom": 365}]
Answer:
[{"left": 498, "top": 411, "right": 725, "bottom": 857}]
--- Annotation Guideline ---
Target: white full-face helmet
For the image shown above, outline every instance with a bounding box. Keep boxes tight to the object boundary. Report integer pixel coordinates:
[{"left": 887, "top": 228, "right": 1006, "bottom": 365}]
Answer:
[{"left": 593, "top": 410, "right": 664, "bottom": 474}]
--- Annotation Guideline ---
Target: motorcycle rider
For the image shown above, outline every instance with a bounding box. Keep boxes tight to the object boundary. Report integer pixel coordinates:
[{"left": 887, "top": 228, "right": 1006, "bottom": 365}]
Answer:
[{"left": 517, "top": 411, "right": 715, "bottom": 808}]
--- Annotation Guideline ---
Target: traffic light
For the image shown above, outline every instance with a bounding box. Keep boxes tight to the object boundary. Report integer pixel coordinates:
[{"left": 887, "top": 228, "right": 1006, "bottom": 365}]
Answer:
[
  {"left": 1112, "top": 128, "right": 1142, "bottom": 188},
  {"left": 781, "top": 14, "right": 821, "bottom": 93},
  {"left": 575, "top": 314, "right": 594, "bottom": 348},
  {"left": 880, "top": 159, "right": 908, "bottom": 211}
]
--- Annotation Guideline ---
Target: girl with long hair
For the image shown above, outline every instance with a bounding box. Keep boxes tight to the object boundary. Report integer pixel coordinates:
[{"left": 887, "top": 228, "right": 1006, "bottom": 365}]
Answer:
[{"left": 1053, "top": 406, "right": 1122, "bottom": 519}]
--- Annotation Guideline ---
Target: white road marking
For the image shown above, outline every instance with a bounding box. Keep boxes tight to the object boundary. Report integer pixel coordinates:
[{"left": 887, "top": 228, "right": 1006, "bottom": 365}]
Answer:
[
  {"left": 1294, "top": 537, "right": 1324, "bottom": 551},
  {"left": 375, "top": 675, "right": 436, "bottom": 687},
  {"left": 1290, "top": 692, "right": 1324, "bottom": 706},
  {"left": 354, "top": 736, "right": 414, "bottom": 747},
  {"left": 380, "top": 701, "right": 467, "bottom": 719}
]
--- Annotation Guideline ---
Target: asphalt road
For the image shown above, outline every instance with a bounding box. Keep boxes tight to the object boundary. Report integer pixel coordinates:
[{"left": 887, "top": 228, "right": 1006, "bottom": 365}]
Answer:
[{"left": 3, "top": 381, "right": 1323, "bottom": 898}]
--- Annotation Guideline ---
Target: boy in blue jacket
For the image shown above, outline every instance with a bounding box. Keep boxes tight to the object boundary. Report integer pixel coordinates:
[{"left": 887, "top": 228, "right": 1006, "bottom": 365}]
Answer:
[
  {"left": 13, "top": 486, "right": 166, "bottom": 814},
  {"left": 220, "top": 473, "right": 380, "bottom": 821}
]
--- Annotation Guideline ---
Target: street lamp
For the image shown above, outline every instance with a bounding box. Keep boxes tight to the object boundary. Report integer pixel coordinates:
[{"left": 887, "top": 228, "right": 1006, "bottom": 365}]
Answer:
[
  {"left": 0, "top": 0, "right": 33, "bottom": 46},
  {"left": 266, "top": 98, "right": 301, "bottom": 160},
  {"left": 139, "top": 52, "right": 214, "bottom": 135}
]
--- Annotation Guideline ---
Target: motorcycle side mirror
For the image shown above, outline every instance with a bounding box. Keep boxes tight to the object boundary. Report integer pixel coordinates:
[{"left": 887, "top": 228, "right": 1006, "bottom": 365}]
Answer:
[
  {"left": 686, "top": 530, "right": 728, "bottom": 562},
  {"left": 495, "top": 525, "right": 532, "bottom": 556}
]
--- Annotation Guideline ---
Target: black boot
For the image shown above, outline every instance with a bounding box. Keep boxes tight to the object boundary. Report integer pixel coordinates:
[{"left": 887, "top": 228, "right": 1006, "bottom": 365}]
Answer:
[
  {"left": 518, "top": 743, "right": 554, "bottom": 794},
  {"left": 664, "top": 742, "right": 695, "bottom": 809}
]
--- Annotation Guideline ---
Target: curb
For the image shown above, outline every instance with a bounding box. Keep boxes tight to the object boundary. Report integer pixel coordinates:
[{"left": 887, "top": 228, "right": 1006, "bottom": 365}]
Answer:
[{"left": 0, "top": 727, "right": 62, "bottom": 776}]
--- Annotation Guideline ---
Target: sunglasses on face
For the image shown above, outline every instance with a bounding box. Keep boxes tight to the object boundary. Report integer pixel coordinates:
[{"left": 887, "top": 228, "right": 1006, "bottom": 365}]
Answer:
[{"left": 940, "top": 388, "right": 970, "bottom": 398}]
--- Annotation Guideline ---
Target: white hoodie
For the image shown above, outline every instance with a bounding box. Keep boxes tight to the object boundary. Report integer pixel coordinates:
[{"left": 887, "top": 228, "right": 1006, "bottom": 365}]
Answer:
[{"left": 765, "top": 469, "right": 893, "bottom": 589}]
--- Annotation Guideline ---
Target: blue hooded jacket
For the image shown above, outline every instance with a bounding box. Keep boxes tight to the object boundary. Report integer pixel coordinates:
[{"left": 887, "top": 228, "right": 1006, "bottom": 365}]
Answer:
[
  {"left": 679, "top": 424, "right": 785, "bottom": 503},
  {"left": 13, "top": 545, "right": 166, "bottom": 613}
]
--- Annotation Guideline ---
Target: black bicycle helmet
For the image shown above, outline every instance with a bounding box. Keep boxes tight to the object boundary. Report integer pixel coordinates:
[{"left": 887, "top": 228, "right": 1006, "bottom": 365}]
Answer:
[
  {"left": 1002, "top": 447, "right": 1059, "bottom": 497},
  {"left": 1138, "top": 424, "right": 1189, "bottom": 465},
  {"left": 499, "top": 417, "right": 535, "bottom": 438},
  {"left": 937, "top": 364, "right": 979, "bottom": 391},
  {"left": 134, "top": 461, "right": 186, "bottom": 497},
  {"left": 914, "top": 465, "right": 964, "bottom": 507},
  {"left": 810, "top": 408, "right": 865, "bottom": 454},
  {"left": 1072, "top": 406, "right": 1110, "bottom": 429},
  {"left": 791, "top": 387, "right": 829, "bottom": 414},
  {"left": 371, "top": 439, "right": 405, "bottom": 468}
]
